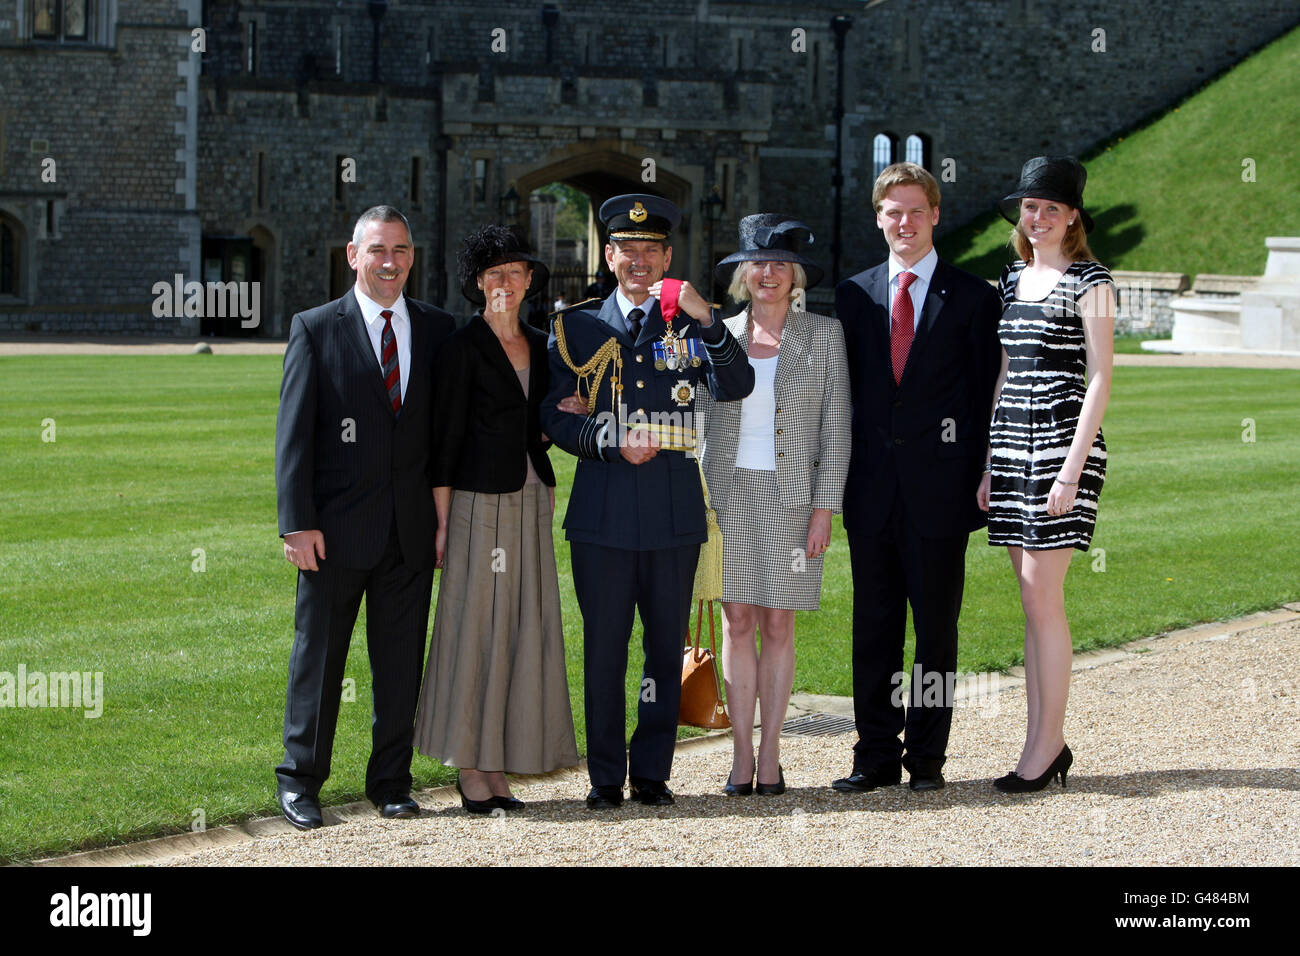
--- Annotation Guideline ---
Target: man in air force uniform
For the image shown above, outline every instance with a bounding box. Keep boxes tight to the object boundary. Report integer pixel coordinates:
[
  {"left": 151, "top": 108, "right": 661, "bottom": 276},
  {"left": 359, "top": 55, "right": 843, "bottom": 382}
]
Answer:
[{"left": 542, "top": 193, "right": 753, "bottom": 808}]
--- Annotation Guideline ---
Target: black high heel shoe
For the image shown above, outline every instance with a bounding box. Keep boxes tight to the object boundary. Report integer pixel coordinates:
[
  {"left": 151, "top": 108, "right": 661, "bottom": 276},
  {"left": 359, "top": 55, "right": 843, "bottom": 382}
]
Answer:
[
  {"left": 723, "top": 772, "right": 754, "bottom": 796},
  {"left": 456, "top": 774, "right": 499, "bottom": 815},
  {"left": 994, "top": 745, "right": 1073, "bottom": 793},
  {"left": 755, "top": 765, "right": 786, "bottom": 796}
]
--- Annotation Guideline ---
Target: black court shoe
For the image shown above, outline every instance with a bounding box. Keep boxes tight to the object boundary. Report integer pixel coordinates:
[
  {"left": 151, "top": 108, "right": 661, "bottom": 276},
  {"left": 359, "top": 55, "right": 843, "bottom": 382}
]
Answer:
[
  {"left": 755, "top": 766, "right": 786, "bottom": 796},
  {"left": 994, "top": 745, "right": 1073, "bottom": 794},
  {"left": 456, "top": 775, "right": 499, "bottom": 815},
  {"left": 723, "top": 772, "right": 754, "bottom": 796}
]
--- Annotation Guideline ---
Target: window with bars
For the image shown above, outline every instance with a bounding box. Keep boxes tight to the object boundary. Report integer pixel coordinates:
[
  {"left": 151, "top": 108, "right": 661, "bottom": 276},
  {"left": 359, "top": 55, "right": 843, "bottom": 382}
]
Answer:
[
  {"left": 904, "top": 134, "right": 930, "bottom": 169},
  {"left": 31, "top": 0, "right": 90, "bottom": 41}
]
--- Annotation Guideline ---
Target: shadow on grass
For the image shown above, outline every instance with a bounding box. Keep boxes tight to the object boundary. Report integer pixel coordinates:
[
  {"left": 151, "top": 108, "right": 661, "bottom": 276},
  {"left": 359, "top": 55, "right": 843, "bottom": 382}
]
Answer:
[{"left": 939, "top": 203, "right": 1145, "bottom": 281}]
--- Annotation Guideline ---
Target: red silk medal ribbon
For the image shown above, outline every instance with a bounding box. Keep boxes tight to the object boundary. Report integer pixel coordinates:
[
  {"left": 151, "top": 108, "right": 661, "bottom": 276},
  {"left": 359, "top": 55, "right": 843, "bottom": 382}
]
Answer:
[{"left": 659, "top": 277, "right": 683, "bottom": 327}]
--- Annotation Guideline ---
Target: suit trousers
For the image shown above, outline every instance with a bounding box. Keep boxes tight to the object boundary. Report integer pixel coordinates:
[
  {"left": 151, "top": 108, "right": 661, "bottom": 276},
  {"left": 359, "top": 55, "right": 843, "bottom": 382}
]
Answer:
[
  {"left": 847, "top": 478, "right": 968, "bottom": 774},
  {"left": 276, "top": 518, "right": 433, "bottom": 803},
  {"left": 571, "top": 541, "right": 699, "bottom": 788}
]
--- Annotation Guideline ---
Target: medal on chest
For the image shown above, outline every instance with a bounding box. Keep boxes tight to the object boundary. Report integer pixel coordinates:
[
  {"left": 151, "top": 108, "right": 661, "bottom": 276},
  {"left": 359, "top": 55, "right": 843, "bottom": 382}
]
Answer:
[{"left": 652, "top": 329, "right": 703, "bottom": 372}]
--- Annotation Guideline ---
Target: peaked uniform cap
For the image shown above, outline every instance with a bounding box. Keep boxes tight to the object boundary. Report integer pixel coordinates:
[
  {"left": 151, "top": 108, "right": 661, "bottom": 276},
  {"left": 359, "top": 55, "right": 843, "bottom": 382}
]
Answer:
[{"left": 600, "top": 193, "right": 681, "bottom": 242}]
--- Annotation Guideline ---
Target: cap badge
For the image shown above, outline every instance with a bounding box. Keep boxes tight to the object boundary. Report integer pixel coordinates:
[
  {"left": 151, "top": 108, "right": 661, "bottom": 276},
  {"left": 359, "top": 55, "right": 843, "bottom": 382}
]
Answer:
[{"left": 629, "top": 202, "right": 648, "bottom": 223}]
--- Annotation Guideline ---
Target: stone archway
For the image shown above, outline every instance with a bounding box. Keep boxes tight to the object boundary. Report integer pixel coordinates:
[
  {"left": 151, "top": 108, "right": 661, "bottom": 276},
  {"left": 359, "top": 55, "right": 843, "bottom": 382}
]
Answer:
[
  {"left": 0, "top": 206, "right": 30, "bottom": 303},
  {"left": 247, "top": 224, "right": 278, "bottom": 336},
  {"left": 508, "top": 144, "right": 703, "bottom": 292}
]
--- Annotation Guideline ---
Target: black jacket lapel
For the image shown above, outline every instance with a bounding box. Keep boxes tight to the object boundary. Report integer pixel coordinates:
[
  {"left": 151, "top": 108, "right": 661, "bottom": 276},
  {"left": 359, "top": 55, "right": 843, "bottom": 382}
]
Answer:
[{"left": 340, "top": 292, "right": 394, "bottom": 414}]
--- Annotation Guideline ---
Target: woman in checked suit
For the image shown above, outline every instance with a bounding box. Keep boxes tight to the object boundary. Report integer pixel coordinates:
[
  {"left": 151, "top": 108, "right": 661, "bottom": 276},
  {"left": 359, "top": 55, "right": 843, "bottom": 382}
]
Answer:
[{"left": 697, "top": 214, "right": 852, "bottom": 796}]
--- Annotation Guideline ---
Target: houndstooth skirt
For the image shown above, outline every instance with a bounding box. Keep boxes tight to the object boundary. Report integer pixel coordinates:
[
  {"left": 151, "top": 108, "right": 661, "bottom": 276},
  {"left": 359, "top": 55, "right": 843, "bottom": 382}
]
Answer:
[{"left": 716, "top": 468, "right": 824, "bottom": 610}]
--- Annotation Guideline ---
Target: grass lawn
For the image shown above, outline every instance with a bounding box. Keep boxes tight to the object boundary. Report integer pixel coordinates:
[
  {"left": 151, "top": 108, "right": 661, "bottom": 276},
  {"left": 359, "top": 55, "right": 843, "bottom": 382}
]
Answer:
[
  {"left": 1113, "top": 334, "right": 1169, "bottom": 355},
  {"left": 1, "top": 355, "right": 1297, "bottom": 862},
  {"left": 937, "top": 23, "right": 1300, "bottom": 280}
]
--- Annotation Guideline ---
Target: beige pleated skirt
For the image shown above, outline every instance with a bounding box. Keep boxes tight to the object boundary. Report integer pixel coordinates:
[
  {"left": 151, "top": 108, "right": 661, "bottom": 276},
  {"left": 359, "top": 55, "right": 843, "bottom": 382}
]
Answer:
[{"left": 413, "top": 482, "right": 579, "bottom": 774}]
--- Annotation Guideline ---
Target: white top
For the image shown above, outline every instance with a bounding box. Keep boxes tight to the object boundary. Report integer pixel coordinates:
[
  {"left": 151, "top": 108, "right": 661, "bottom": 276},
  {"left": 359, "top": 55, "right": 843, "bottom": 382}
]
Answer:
[
  {"left": 353, "top": 285, "right": 410, "bottom": 400},
  {"left": 734, "top": 355, "right": 778, "bottom": 471},
  {"left": 614, "top": 287, "right": 659, "bottom": 336},
  {"left": 887, "top": 246, "right": 938, "bottom": 333}
]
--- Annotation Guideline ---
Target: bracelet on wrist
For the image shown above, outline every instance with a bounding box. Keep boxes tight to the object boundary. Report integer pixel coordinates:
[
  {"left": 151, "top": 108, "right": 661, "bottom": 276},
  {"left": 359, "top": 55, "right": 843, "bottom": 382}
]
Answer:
[{"left": 1056, "top": 477, "right": 1079, "bottom": 486}]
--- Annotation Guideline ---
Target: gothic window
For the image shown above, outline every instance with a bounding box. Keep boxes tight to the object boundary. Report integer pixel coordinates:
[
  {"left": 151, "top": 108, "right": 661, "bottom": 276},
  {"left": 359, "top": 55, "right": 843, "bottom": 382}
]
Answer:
[
  {"left": 905, "top": 134, "right": 931, "bottom": 169},
  {"left": 872, "top": 133, "right": 898, "bottom": 182}
]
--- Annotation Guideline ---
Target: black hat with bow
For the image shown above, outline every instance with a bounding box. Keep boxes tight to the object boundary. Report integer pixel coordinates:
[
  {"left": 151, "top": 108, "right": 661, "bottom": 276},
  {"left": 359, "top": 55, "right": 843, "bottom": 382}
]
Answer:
[{"left": 714, "top": 214, "right": 825, "bottom": 289}]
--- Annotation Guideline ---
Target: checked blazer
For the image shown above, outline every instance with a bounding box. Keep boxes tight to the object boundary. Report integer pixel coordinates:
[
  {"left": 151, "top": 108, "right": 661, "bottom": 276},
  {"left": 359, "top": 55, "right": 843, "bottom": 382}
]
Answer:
[{"left": 697, "top": 307, "right": 852, "bottom": 515}]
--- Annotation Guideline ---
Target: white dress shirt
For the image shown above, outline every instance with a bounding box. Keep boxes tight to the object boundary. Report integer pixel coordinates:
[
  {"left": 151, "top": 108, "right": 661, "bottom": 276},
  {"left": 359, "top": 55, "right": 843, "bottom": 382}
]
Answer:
[
  {"left": 887, "top": 246, "right": 939, "bottom": 332},
  {"left": 614, "top": 287, "right": 659, "bottom": 337},
  {"left": 353, "top": 284, "right": 411, "bottom": 401}
]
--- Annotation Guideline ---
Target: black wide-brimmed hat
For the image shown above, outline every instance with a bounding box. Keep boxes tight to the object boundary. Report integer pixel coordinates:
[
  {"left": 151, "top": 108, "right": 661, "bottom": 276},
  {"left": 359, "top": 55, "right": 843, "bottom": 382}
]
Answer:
[
  {"left": 999, "top": 156, "right": 1095, "bottom": 233},
  {"left": 457, "top": 224, "right": 550, "bottom": 306},
  {"left": 599, "top": 193, "right": 681, "bottom": 242},
  {"left": 714, "top": 214, "right": 824, "bottom": 289}
]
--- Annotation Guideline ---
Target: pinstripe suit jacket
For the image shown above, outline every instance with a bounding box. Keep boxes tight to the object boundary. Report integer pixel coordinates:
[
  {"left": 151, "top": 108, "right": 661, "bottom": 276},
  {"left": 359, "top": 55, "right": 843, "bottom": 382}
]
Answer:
[
  {"left": 697, "top": 307, "right": 852, "bottom": 514},
  {"left": 275, "top": 289, "right": 456, "bottom": 570}
]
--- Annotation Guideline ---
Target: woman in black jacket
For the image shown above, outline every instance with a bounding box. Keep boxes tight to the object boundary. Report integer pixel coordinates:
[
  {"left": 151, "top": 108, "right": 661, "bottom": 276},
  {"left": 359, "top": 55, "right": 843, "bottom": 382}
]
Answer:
[{"left": 413, "top": 225, "right": 578, "bottom": 812}]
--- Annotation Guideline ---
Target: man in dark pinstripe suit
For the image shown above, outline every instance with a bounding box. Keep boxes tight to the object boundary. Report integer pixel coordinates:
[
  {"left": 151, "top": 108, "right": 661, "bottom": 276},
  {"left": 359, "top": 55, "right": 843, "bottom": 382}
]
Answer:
[{"left": 273, "top": 206, "right": 455, "bottom": 829}]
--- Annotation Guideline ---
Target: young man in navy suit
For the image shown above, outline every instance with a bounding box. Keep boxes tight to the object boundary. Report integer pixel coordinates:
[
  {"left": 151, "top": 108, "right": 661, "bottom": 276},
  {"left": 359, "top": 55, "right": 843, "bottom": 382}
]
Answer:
[
  {"left": 274, "top": 206, "right": 455, "bottom": 828},
  {"left": 542, "top": 194, "right": 753, "bottom": 809},
  {"left": 832, "top": 164, "right": 1002, "bottom": 793}
]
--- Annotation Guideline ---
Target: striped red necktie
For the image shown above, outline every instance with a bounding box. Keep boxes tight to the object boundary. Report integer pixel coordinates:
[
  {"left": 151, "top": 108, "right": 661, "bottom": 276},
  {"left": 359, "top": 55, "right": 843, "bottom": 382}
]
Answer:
[
  {"left": 890, "top": 271, "right": 917, "bottom": 386},
  {"left": 380, "top": 309, "right": 402, "bottom": 415}
]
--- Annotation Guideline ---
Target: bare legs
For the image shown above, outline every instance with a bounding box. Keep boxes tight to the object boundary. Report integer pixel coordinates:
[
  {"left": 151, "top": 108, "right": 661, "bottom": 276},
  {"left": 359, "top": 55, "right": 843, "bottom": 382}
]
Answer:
[
  {"left": 1007, "top": 545, "right": 1075, "bottom": 779},
  {"left": 721, "top": 601, "right": 797, "bottom": 786}
]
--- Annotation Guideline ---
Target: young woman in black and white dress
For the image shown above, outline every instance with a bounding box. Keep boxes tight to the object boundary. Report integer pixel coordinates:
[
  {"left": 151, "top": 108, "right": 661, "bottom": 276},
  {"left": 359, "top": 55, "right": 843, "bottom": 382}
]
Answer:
[{"left": 977, "top": 157, "right": 1115, "bottom": 793}]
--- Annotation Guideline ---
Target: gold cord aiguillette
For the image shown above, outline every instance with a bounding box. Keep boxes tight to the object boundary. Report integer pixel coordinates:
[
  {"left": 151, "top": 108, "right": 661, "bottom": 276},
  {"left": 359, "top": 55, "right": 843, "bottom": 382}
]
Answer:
[{"left": 554, "top": 315, "right": 622, "bottom": 415}]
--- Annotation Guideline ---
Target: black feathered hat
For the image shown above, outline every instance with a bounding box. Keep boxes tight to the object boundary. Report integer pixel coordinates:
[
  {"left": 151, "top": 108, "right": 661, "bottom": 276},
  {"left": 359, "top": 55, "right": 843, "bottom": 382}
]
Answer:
[
  {"left": 999, "top": 156, "right": 1095, "bottom": 233},
  {"left": 457, "top": 224, "right": 550, "bottom": 306},
  {"left": 714, "top": 214, "right": 824, "bottom": 289}
]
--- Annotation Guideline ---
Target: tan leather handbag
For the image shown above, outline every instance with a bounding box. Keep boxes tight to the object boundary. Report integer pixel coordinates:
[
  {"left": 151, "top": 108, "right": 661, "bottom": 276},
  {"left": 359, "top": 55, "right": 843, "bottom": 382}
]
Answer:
[{"left": 680, "top": 599, "right": 731, "bottom": 729}]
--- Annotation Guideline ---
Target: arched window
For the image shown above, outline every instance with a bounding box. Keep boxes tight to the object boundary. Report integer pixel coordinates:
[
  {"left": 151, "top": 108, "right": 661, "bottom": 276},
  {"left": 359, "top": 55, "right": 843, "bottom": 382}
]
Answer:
[
  {"left": 905, "top": 133, "right": 931, "bottom": 169},
  {"left": 872, "top": 133, "right": 898, "bottom": 182},
  {"left": 1, "top": 217, "right": 21, "bottom": 297}
]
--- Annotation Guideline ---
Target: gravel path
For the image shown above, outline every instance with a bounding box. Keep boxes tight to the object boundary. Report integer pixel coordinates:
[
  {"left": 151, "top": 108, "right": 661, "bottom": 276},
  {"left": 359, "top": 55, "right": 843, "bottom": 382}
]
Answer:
[{"left": 164, "top": 614, "right": 1300, "bottom": 867}]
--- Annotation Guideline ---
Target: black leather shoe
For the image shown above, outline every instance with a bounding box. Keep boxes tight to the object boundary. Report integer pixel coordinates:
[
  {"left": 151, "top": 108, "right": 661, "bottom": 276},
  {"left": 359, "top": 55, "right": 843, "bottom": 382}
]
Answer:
[
  {"left": 908, "top": 772, "right": 945, "bottom": 792},
  {"left": 457, "top": 777, "right": 498, "bottom": 815},
  {"left": 755, "top": 765, "right": 786, "bottom": 796},
  {"left": 378, "top": 794, "right": 421, "bottom": 818},
  {"left": 278, "top": 789, "right": 323, "bottom": 830},
  {"left": 831, "top": 765, "right": 902, "bottom": 793},
  {"left": 493, "top": 795, "right": 526, "bottom": 811},
  {"left": 628, "top": 778, "right": 674, "bottom": 806},
  {"left": 586, "top": 785, "right": 624, "bottom": 809}
]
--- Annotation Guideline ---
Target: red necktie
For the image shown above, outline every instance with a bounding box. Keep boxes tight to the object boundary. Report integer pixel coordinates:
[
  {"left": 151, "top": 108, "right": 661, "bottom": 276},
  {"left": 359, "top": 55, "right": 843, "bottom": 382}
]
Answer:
[
  {"left": 890, "top": 271, "right": 917, "bottom": 386},
  {"left": 380, "top": 309, "right": 402, "bottom": 415}
]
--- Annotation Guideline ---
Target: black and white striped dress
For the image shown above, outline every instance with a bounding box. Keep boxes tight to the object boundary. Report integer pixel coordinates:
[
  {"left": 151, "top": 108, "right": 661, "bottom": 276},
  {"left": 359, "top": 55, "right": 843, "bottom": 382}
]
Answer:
[{"left": 987, "top": 260, "right": 1111, "bottom": 551}]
